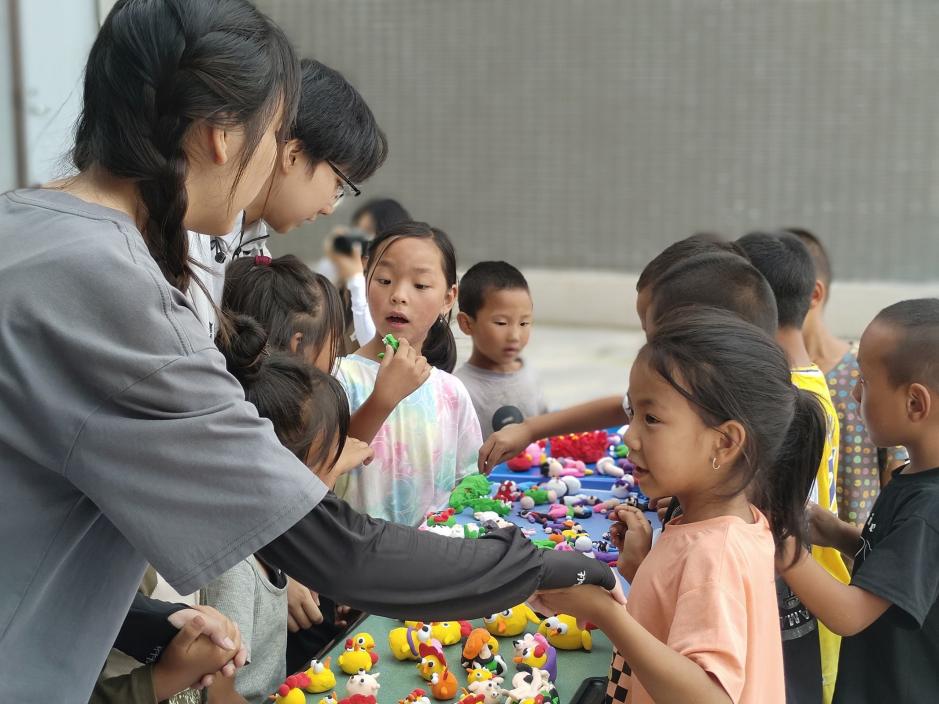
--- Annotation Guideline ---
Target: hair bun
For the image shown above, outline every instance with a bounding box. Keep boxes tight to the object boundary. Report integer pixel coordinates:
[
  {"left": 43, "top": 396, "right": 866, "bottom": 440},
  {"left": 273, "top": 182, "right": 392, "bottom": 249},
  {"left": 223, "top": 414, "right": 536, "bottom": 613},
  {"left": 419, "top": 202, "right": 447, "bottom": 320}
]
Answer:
[{"left": 218, "top": 312, "right": 269, "bottom": 385}]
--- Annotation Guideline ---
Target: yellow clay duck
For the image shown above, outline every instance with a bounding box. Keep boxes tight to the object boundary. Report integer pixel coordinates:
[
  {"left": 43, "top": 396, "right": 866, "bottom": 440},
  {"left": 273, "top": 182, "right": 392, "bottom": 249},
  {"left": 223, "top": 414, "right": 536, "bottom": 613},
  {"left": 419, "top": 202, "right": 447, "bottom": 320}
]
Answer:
[
  {"left": 483, "top": 604, "right": 540, "bottom": 637},
  {"left": 305, "top": 656, "right": 338, "bottom": 693},
  {"left": 465, "top": 665, "right": 494, "bottom": 684},
  {"left": 273, "top": 674, "right": 312, "bottom": 704},
  {"left": 338, "top": 638, "right": 374, "bottom": 674},
  {"left": 538, "top": 615, "right": 592, "bottom": 651},
  {"left": 318, "top": 694, "right": 339, "bottom": 704},
  {"left": 405, "top": 620, "right": 472, "bottom": 646},
  {"left": 351, "top": 632, "right": 380, "bottom": 667},
  {"left": 390, "top": 622, "right": 436, "bottom": 660}
]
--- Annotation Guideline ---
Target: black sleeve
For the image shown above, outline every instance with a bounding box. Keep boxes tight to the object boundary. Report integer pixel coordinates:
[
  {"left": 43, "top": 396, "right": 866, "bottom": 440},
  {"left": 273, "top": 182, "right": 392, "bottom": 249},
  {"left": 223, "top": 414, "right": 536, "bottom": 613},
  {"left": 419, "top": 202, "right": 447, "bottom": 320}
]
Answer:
[
  {"left": 114, "top": 593, "right": 187, "bottom": 664},
  {"left": 852, "top": 516, "right": 939, "bottom": 628},
  {"left": 257, "top": 492, "right": 615, "bottom": 621}
]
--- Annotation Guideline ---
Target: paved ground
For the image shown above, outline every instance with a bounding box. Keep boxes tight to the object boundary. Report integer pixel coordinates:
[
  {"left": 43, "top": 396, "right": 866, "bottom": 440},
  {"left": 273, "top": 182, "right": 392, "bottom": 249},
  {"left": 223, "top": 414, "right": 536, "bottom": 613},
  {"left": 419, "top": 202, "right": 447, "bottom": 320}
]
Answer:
[{"left": 454, "top": 323, "right": 645, "bottom": 409}]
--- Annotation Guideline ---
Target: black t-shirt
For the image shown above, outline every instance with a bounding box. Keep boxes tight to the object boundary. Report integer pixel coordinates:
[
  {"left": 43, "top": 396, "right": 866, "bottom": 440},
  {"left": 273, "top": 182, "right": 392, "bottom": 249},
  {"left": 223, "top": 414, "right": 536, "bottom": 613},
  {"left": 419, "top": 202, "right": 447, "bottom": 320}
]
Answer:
[{"left": 833, "top": 466, "right": 939, "bottom": 703}]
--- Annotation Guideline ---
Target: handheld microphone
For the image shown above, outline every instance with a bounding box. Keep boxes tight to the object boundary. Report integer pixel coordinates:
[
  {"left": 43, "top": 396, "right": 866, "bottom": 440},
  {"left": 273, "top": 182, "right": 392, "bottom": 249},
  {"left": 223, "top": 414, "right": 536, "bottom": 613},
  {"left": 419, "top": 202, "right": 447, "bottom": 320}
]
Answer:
[{"left": 492, "top": 405, "right": 524, "bottom": 432}]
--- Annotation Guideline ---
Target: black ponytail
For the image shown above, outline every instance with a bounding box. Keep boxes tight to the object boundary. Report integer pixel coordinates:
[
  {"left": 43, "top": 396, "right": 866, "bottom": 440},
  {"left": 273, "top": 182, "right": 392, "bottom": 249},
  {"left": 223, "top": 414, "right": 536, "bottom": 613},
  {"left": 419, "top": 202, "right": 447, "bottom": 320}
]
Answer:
[
  {"left": 217, "top": 313, "right": 349, "bottom": 469},
  {"left": 645, "top": 306, "right": 826, "bottom": 559},
  {"left": 366, "top": 222, "right": 458, "bottom": 373},
  {"left": 755, "top": 388, "right": 826, "bottom": 560},
  {"left": 73, "top": 0, "right": 299, "bottom": 291}
]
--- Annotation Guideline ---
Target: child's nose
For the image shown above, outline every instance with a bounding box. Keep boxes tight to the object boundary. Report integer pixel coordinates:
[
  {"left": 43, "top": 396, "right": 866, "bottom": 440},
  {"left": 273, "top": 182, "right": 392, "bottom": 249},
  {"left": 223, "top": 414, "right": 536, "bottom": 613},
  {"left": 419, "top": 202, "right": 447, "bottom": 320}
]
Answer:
[{"left": 623, "top": 422, "right": 640, "bottom": 453}]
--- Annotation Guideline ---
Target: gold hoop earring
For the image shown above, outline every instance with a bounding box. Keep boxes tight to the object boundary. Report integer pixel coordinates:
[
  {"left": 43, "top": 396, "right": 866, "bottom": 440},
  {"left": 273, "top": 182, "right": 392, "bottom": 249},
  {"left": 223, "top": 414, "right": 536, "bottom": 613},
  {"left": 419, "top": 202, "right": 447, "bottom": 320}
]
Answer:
[{"left": 711, "top": 457, "right": 721, "bottom": 470}]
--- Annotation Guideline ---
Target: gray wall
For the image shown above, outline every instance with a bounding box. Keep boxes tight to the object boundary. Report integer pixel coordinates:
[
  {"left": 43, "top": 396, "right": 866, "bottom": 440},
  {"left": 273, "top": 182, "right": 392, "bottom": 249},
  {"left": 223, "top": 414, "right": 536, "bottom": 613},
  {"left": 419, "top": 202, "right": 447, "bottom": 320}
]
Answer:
[{"left": 258, "top": 0, "right": 939, "bottom": 282}]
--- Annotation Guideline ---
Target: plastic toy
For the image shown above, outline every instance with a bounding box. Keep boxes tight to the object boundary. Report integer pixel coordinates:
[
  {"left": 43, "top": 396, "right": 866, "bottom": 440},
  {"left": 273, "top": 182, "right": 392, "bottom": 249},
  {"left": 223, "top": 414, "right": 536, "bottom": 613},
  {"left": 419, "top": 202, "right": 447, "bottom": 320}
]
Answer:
[
  {"left": 346, "top": 670, "right": 381, "bottom": 698},
  {"left": 467, "top": 677, "right": 506, "bottom": 704},
  {"left": 449, "top": 474, "right": 494, "bottom": 512},
  {"left": 547, "top": 431, "right": 608, "bottom": 463},
  {"left": 466, "top": 665, "right": 494, "bottom": 684},
  {"left": 503, "top": 669, "right": 560, "bottom": 704},
  {"left": 538, "top": 615, "right": 593, "bottom": 651},
  {"left": 404, "top": 621, "right": 472, "bottom": 646},
  {"left": 399, "top": 688, "right": 432, "bottom": 704},
  {"left": 483, "top": 603, "right": 541, "bottom": 636},
  {"left": 512, "top": 633, "right": 557, "bottom": 682},
  {"left": 506, "top": 442, "right": 543, "bottom": 472},
  {"left": 317, "top": 693, "right": 339, "bottom": 704},
  {"left": 352, "top": 632, "right": 380, "bottom": 667},
  {"left": 338, "top": 638, "right": 374, "bottom": 674},
  {"left": 390, "top": 622, "right": 438, "bottom": 661},
  {"left": 611, "top": 478, "right": 633, "bottom": 500},
  {"left": 305, "top": 657, "right": 338, "bottom": 693},
  {"left": 462, "top": 628, "right": 507, "bottom": 676},
  {"left": 625, "top": 492, "right": 652, "bottom": 511},
  {"left": 377, "top": 333, "right": 400, "bottom": 359},
  {"left": 595, "top": 456, "right": 625, "bottom": 478},
  {"left": 275, "top": 674, "right": 313, "bottom": 704}
]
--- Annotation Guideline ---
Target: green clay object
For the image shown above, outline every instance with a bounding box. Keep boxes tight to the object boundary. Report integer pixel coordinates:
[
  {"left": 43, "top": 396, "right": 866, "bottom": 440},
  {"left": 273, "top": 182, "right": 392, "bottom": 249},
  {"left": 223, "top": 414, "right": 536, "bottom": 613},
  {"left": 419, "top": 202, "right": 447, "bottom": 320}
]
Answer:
[
  {"left": 468, "top": 498, "right": 512, "bottom": 516},
  {"left": 448, "top": 474, "right": 493, "bottom": 512},
  {"left": 377, "top": 333, "right": 400, "bottom": 359},
  {"left": 532, "top": 539, "right": 558, "bottom": 550},
  {"left": 524, "top": 488, "right": 553, "bottom": 505}
]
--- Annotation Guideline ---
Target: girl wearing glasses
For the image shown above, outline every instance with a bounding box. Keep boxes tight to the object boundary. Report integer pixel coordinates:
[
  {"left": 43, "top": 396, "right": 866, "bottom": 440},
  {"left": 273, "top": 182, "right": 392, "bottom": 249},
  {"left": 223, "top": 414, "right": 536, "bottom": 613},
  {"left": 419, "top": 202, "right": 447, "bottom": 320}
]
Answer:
[{"left": 187, "top": 58, "right": 383, "bottom": 339}]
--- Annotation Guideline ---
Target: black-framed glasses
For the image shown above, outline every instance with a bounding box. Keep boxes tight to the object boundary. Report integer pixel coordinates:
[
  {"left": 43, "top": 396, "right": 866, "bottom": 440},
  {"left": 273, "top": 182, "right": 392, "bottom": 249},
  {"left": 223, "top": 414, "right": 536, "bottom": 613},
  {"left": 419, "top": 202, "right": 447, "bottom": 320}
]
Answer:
[{"left": 327, "top": 160, "right": 361, "bottom": 207}]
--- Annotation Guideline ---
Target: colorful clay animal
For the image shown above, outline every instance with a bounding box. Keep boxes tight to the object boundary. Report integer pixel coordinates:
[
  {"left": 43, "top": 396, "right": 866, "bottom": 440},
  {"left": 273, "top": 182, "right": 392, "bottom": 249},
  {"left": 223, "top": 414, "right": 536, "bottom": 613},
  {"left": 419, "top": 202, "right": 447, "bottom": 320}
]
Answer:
[
  {"left": 274, "top": 673, "right": 313, "bottom": 704},
  {"left": 466, "top": 665, "right": 494, "bottom": 684},
  {"left": 399, "top": 689, "right": 432, "bottom": 704},
  {"left": 483, "top": 604, "right": 541, "bottom": 637},
  {"left": 316, "top": 693, "right": 338, "bottom": 704},
  {"left": 504, "top": 669, "right": 559, "bottom": 704},
  {"left": 405, "top": 620, "right": 472, "bottom": 646},
  {"left": 305, "top": 657, "right": 338, "bottom": 693},
  {"left": 390, "top": 622, "right": 438, "bottom": 660},
  {"left": 338, "top": 696, "right": 377, "bottom": 704},
  {"left": 462, "top": 628, "right": 507, "bottom": 676},
  {"left": 346, "top": 670, "right": 381, "bottom": 698},
  {"left": 338, "top": 638, "right": 374, "bottom": 674},
  {"left": 507, "top": 442, "right": 543, "bottom": 471},
  {"left": 467, "top": 676, "right": 506, "bottom": 704},
  {"left": 352, "top": 632, "right": 380, "bottom": 667},
  {"left": 457, "top": 691, "right": 487, "bottom": 704},
  {"left": 429, "top": 669, "right": 459, "bottom": 701},
  {"left": 417, "top": 642, "right": 450, "bottom": 681},
  {"left": 538, "top": 615, "right": 593, "bottom": 651},
  {"left": 449, "top": 474, "right": 493, "bottom": 512},
  {"left": 512, "top": 633, "right": 557, "bottom": 682}
]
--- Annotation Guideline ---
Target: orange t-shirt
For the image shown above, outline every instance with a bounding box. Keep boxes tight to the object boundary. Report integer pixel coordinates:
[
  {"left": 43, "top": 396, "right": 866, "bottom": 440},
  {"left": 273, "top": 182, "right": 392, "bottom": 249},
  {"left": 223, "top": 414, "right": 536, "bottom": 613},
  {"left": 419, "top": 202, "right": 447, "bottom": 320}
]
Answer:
[{"left": 625, "top": 507, "right": 784, "bottom": 704}]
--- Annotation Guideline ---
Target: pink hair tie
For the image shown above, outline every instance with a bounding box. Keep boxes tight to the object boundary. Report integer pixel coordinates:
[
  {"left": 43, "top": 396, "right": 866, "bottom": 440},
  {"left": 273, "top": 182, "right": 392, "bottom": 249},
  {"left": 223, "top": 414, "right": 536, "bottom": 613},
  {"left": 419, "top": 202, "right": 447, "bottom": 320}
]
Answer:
[{"left": 254, "top": 255, "right": 272, "bottom": 266}]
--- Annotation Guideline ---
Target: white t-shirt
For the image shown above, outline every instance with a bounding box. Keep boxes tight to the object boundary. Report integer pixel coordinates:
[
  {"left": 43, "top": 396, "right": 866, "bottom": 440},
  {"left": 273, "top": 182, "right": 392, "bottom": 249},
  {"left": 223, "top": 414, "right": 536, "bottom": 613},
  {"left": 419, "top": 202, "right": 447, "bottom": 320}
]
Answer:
[{"left": 187, "top": 216, "right": 270, "bottom": 338}]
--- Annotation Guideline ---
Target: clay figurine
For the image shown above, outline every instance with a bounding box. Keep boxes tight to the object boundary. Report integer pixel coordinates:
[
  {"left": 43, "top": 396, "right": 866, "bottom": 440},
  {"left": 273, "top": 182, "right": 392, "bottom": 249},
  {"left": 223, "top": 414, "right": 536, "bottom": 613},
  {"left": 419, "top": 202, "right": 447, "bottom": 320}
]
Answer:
[
  {"left": 467, "top": 676, "right": 506, "bottom": 704},
  {"left": 538, "top": 615, "right": 593, "bottom": 651},
  {"left": 462, "top": 628, "right": 507, "bottom": 676},
  {"left": 512, "top": 633, "right": 557, "bottom": 682},
  {"left": 377, "top": 333, "right": 400, "bottom": 359},
  {"left": 274, "top": 674, "right": 313, "bottom": 704},
  {"left": 346, "top": 670, "right": 381, "bottom": 699},
  {"left": 338, "top": 638, "right": 374, "bottom": 674},
  {"left": 305, "top": 657, "right": 338, "bottom": 693},
  {"left": 483, "top": 604, "right": 540, "bottom": 637}
]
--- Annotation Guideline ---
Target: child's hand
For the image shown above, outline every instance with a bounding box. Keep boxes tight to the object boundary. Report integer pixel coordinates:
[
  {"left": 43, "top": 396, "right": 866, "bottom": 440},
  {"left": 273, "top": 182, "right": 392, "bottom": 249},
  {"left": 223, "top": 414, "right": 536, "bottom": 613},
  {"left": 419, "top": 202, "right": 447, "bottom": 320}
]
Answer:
[
  {"left": 477, "top": 422, "right": 533, "bottom": 473},
  {"left": 373, "top": 337, "right": 431, "bottom": 407},
  {"left": 152, "top": 613, "right": 242, "bottom": 700},
  {"left": 168, "top": 604, "right": 247, "bottom": 676},
  {"left": 286, "top": 577, "right": 324, "bottom": 632},
  {"left": 529, "top": 584, "right": 624, "bottom": 631},
  {"left": 608, "top": 505, "right": 653, "bottom": 582},
  {"left": 649, "top": 496, "right": 674, "bottom": 523},
  {"left": 315, "top": 437, "right": 374, "bottom": 489},
  {"left": 805, "top": 501, "right": 842, "bottom": 548}
]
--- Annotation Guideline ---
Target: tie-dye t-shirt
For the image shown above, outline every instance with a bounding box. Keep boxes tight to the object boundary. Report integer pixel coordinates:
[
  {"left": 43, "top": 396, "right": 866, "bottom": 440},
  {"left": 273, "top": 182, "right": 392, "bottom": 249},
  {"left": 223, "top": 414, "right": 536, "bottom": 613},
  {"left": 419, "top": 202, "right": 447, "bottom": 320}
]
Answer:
[{"left": 335, "top": 354, "right": 482, "bottom": 525}]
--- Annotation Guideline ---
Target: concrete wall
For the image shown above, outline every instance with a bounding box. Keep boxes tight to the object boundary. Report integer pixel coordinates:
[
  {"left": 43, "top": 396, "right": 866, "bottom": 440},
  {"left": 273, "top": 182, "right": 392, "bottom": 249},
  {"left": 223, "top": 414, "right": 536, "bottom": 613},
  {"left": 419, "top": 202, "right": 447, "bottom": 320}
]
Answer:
[{"left": 260, "top": 0, "right": 939, "bottom": 284}]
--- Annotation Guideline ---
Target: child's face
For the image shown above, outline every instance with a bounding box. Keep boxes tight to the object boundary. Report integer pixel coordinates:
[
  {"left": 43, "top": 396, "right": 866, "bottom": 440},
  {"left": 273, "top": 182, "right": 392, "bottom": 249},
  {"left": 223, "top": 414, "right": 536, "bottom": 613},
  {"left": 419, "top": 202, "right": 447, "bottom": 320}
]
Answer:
[
  {"left": 623, "top": 355, "right": 724, "bottom": 501},
  {"left": 262, "top": 143, "right": 344, "bottom": 233},
  {"left": 462, "top": 288, "right": 533, "bottom": 365},
  {"left": 853, "top": 321, "right": 910, "bottom": 447},
  {"left": 367, "top": 237, "right": 456, "bottom": 350}
]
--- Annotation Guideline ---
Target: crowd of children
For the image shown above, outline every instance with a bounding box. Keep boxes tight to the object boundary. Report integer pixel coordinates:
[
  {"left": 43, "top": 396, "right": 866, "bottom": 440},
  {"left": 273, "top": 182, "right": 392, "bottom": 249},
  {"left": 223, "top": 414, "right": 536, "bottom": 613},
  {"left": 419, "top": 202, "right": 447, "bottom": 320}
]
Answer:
[{"left": 1, "top": 2, "right": 936, "bottom": 704}]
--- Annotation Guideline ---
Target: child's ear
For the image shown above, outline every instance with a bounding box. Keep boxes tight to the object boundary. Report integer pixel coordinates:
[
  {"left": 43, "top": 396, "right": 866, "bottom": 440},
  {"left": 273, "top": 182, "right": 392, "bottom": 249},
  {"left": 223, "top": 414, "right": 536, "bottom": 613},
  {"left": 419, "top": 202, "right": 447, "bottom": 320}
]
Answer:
[
  {"left": 457, "top": 311, "right": 473, "bottom": 335},
  {"left": 908, "top": 383, "right": 932, "bottom": 422},
  {"left": 809, "top": 280, "right": 826, "bottom": 310},
  {"left": 441, "top": 284, "right": 458, "bottom": 315},
  {"left": 205, "top": 123, "right": 229, "bottom": 166},
  {"left": 289, "top": 331, "right": 303, "bottom": 354},
  {"left": 714, "top": 420, "right": 746, "bottom": 468},
  {"left": 280, "top": 138, "right": 304, "bottom": 174}
]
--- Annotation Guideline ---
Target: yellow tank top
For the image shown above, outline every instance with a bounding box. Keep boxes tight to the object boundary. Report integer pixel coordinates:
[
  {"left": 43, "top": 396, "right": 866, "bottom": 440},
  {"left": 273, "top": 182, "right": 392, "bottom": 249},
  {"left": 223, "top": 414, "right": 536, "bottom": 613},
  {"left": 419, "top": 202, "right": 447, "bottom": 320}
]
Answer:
[{"left": 792, "top": 365, "right": 850, "bottom": 704}]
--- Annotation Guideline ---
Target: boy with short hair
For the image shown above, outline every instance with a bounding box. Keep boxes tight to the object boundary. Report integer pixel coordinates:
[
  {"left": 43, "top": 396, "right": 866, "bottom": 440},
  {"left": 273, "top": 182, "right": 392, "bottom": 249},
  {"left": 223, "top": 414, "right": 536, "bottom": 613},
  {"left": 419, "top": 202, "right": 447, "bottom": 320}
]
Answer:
[
  {"left": 454, "top": 261, "right": 548, "bottom": 438},
  {"left": 779, "top": 298, "right": 939, "bottom": 703},
  {"left": 737, "top": 230, "right": 848, "bottom": 704}
]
